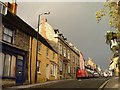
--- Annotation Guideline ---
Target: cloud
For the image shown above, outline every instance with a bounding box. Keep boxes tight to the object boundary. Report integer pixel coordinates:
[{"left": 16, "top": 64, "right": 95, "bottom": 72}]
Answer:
[{"left": 17, "top": 2, "right": 111, "bottom": 70}]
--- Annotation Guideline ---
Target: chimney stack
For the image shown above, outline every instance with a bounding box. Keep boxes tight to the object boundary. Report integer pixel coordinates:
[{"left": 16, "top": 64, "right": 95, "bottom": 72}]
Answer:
[{"left": 5, "top": 0, "right": 17, "bottom": 15}]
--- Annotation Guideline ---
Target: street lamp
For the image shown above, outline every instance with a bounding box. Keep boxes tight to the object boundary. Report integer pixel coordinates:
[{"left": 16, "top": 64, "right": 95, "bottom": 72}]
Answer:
[{"left": 35, "top": 12, "right": 50, "bottom": 83}]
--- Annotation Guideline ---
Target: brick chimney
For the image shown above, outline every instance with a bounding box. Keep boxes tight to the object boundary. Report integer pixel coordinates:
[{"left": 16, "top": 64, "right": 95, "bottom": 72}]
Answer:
[{"left": 5, "top": 0, "right": 17, "bottom": 15}]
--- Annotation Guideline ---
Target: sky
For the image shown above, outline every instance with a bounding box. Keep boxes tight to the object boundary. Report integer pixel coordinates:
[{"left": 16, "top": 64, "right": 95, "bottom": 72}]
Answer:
[{"left": 16, "top": 1, "right": 113, "bottom": 70}]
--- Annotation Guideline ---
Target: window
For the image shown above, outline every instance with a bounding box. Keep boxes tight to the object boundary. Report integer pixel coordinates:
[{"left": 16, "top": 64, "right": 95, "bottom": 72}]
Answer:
[
  {"left": 52, "top": 52, "right": 55, "bottom": 60},
  {"left": 3, "top": 54, "right": 11, "bottom": 77},
  {"left": 46, "top": 48, "right": 49, "bottom": 57},
  {"left": 64, "top": 47, "right": 66, "bottom": 57},
  {"left": 3, "top": 27, "right": 13, "bottom": 43},
  {"left": 68, "top": 50, "right": 70, "bottom": 59},
  {"left": 38, "top": 44, "right": 42, "bottom": 53},
  {"left": 11, "top": 56, "right": 16, "bottom": 77},
  {"left": 75, "top": 58, "right": 77, "bottom": 64},
  {"left": 73, "top": 56, "right": 75, "bottom": 63},
  {"left": 68, "top": 65, "right": 70, "bottom": 73},
  {"left": 2, "top": 53, "right": 16, "bottom": 77},
  {"left": 59, "top": 44, "right": 62, "bottom": 55},
  {"left": 73, "top": 67, "right": 76, "bottom": 74},
  {"left": 59, "top": 60, "right": 62, "bottom": 71},
  {"left": 0, "top": 2, "right": 7, "bottom": 15},
  {"left": 37, "top": 60, "right": 40, "bottom": 73},
  {"left": 51, "top": 63, "right": 56, "bottom": 76}
]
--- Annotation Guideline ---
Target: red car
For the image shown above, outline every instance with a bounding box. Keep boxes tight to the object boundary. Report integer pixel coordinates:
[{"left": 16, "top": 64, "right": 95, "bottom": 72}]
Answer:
[{"left": 76, "top": 69, "right": 88, "bottom": 79}]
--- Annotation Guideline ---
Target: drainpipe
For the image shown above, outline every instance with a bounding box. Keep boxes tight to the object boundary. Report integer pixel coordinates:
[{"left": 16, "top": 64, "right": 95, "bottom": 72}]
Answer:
[{"left": 28, "top": 36, "right": 32, "bottom": 84}]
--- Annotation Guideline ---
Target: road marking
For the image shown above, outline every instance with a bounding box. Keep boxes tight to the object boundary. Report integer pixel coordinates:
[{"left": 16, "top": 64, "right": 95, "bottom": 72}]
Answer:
[{"left": 98, "top": 79, "right": 110, "bottom": 90}]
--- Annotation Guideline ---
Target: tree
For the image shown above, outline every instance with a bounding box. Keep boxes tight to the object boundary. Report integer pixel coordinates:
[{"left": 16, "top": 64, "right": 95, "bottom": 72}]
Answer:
[
  {"left": 95, "top": 0, "right": 120, "bottom": 75},
  {"left": 96, "top": 1, "right": 119, "bottom": 53}
]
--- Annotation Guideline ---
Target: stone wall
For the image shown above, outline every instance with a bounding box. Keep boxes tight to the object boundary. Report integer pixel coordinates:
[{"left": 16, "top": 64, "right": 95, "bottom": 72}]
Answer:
[
  {"left": 14, "top": 29, "right": 30, "bottom": 51},
  {"left": 2, "top": 79, "right": 15, "bottom": 88}
]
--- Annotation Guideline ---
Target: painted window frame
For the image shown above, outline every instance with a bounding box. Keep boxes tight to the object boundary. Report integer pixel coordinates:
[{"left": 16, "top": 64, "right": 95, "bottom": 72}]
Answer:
[
  {"left": 51, "top": 63, "right": 56, "bottom": 76},
  {"left": 0, "top": 2, "right": 7, "bottom": 15},
  {"left": 68, "top": 65, "right": 70, "bottom": 74},
  {"left": 59, "top": 60, "right": 62, "bottom": 71},
  {"left": 37, "top": 60, "right": 41, "bottom": 74},
  {"left": 67, "top": 50, "right": 70, "bottom": 59},
  {"left": 2, "top": 52, "right": 16, "bottom": 78},
  {"left": 38, "top": 43, "right": 42, "bottom": 54},
  {"left": 63, "top": 47, "right": 66, "bottom": 57},
  {"left": 2, "top": 27, "right": 14, "bottom": 44}
]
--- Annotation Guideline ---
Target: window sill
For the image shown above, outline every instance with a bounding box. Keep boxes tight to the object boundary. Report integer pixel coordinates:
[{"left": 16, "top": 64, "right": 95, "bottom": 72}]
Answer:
[
  {"left": 37, "top": 72, "right": 41, "bottom": 75},
  {"left": 51, "top": 75, "right": 55, "bottom": 77},
  {"left": 46, "top": 56, "right": 49, "bottom": 59},
  {"left": 38, "top": 52, "right": 42, "bottom": 55}
]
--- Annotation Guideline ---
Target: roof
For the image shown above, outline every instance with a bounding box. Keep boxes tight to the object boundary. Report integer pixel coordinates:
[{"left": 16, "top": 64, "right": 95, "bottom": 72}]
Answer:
[{"left": 2, "top": 11, "right": 56, "bottom": 53}]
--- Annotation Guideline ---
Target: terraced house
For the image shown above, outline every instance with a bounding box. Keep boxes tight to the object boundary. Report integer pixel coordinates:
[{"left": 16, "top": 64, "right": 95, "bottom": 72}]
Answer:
[
  {"left": 1, "top": 1, "right": 30, "bottom": 86},
  {"left": 39, "top": 16, "right": 80, "bottom": 79},
  {"left": 0, "top": 1, "right": 58, "bottom": 87}
]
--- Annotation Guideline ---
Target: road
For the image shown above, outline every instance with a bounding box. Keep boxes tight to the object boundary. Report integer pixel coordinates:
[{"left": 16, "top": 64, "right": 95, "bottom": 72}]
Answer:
[{"left": 26, "top": 78, "right": 109, "bottom": 89}]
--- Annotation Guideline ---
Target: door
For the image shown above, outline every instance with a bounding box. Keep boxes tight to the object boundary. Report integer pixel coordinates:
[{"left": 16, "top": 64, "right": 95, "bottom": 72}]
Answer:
[{"left": 16, "top": 55, "right": 24, "bottom": 84}]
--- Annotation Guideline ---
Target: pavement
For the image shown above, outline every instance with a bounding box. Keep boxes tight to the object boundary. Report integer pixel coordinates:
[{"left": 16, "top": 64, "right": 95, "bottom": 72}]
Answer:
[
  {"left": 99, "top": 76, "right": 120, "bottom": 90},
  {"left": 3, "top": 79, "right": 74, "bottom": 89}
]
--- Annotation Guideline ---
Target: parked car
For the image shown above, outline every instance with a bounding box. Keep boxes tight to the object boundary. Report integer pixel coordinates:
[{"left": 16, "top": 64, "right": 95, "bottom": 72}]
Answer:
[
  {"left": 76, "top": 69, "right": 88, "bottom": 79},
  {"left": 103, "top": 72, "right": 108, "bottom": 78},
  {"left": 93, "top": 72, "right": 99, "bottom": 78}
]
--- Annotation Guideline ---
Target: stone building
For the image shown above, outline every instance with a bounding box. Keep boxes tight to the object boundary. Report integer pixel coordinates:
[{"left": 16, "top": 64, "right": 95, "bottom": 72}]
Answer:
[
  {"left": 1, "top": 1, "right": 30, "bottom": 86},
  {"left": 0, "top": 1, "right": 58, "bottom": 87},
  {"left": 39, "top": 16, "right": 80, "bottom": 79}
]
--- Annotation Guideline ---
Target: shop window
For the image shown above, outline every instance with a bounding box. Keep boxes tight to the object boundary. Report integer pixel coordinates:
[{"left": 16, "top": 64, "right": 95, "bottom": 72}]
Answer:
[
  {"left": 3, "top": 54, "right": 11, "bottom": 77},
  {"left": 10, "top": 56, "right": 16, "bottom": 77},
  {"left": 2, "top": 53, "right": 16, "bottom": 77}
]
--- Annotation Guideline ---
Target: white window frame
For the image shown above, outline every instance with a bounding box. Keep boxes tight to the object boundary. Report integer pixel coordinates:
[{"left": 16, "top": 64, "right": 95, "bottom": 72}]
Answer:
[
  {"left": 64, "top": 47, "right": 66, "bottom": 57},
  {"left": 68, "top": 65, "right": 70, "bottom": 73},
  {"left": 2, "top": 53, "right": 16, "bottom": 77},
  {"left": 37, "top": 60, "right": 41, "bottom": 73},
  {"left": 3, "top": 27, "right": 13, "bottom": 44},
  {"left": 59, "top": 60, "right": 62, "bottom": 71},
  {"left": 67, "top": 50, "right": 70, "bottom": 59},
  {"left": 0, "top": 2, "right": 7, "bottom": 15},
  {"left": 51, "top": 63, "right": 56, "bottom": 76}
]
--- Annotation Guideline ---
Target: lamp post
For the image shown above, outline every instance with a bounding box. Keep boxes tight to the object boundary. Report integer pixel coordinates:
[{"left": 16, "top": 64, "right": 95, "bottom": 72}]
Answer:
[{"left": 35, "top": 12, "right": 50, "bottom": 83}]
